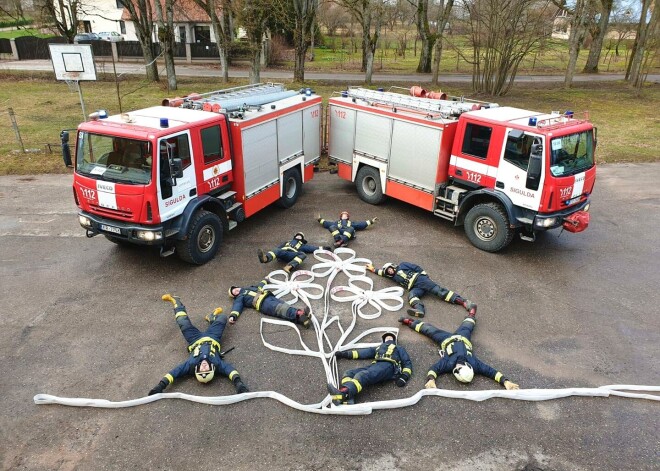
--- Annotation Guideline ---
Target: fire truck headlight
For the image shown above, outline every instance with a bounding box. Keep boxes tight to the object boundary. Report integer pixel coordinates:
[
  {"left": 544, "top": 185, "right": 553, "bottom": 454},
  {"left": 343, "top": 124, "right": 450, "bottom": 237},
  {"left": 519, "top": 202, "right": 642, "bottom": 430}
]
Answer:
[
  {"left": 584, "top": 203, "right": 590, "bottom": 212},
  {"left": 79, "top": 215, "right": 92, "bottom": 227},
  {"left": 535, "top": 216, "right": 558, "bottom": 228},
  {"left": 136, "top": 230, "right": 162, "bottom": 241}
]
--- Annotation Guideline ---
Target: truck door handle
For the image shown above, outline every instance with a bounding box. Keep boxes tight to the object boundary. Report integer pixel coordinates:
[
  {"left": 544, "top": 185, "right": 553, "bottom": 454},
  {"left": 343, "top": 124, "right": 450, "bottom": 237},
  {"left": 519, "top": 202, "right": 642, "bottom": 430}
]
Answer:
[
  {"left": 189, "top": 189, "right": 197, "bottom": 196},
  {"left": 456, "top": 169, "right": 463, "bottom": 176},
  {"left": 222, "top": 175, "right": 228, "bottom": 182},
  {"left": 496, "top": 181, "right": 504, "bottom": 189}
]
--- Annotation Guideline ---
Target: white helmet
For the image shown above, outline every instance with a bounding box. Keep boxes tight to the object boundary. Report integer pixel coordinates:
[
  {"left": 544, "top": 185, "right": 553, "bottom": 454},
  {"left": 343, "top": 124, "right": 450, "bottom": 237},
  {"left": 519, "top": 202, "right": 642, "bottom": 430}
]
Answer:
[
  {"left": 381, "top": 331, "right": 397, "bottom": 343},
  {"left": 382, "top": 263, "right": 396, "bottom": 276},
  {"left": 453, "top": 362, "right": 474, "bottom": 383},
  {"left": 195, "top": 360, "right": 216, "bottom": 383}
]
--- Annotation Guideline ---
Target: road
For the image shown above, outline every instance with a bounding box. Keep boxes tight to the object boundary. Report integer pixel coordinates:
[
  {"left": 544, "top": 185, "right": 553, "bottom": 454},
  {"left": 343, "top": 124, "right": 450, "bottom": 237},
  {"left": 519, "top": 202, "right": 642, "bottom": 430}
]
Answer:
[
  {"left": 0, "top": 165, "right": 658, "bottom": 470},
  {"left": 2, "top": 58, "right": 659, "bottom": 83}
]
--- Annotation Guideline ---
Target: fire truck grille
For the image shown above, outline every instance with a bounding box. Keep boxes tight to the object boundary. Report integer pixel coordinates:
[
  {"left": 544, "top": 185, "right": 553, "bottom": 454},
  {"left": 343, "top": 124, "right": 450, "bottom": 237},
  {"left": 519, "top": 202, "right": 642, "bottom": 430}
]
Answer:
[{"left": 90, "top": 204, "right": 133, "bottom": 220}]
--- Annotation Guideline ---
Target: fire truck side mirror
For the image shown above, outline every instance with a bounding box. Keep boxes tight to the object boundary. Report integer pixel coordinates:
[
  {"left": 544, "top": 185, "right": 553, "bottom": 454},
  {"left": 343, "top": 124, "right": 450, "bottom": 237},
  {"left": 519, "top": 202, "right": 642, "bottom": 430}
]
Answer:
[
  {"left": 171, "top": 158, "right": 184, "bottom": 179},
  {"left": 593, "top": 127, "right": 598, "bottom": 148},
  {"left": 526, "top": 138, "right": 543, "bottom": 191}
]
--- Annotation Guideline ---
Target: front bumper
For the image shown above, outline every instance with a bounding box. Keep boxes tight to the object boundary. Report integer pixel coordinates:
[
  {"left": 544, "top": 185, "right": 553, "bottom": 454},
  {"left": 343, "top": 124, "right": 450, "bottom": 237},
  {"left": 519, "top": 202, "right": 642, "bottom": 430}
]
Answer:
[
  {"left": 78, "top": 211, "right": 165, "bottom": 246},
  {"left": 533, "top": 199, "right": 591, "bottom": 231}
]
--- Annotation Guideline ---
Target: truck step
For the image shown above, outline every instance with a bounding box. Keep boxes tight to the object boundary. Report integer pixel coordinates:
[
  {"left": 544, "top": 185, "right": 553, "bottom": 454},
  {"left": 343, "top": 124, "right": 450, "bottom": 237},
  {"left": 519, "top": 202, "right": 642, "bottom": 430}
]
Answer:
[
  {"left": 228, "top": 220, "right": 238, "bottom": 231},
  {"left": 226, "top": 202, "right": 242, "bottom": 213},
  {"left": 160, "top": 246, "right": 176, "bottom": 257},
  {"left": 218, "top": 190, "right": 237, "bottom": 200},
  {"left": 433, "top": 209, "right": 456, "bottom": 221},
  {"left": 519, "top": 232, "right": 535, "bottom": 242}
]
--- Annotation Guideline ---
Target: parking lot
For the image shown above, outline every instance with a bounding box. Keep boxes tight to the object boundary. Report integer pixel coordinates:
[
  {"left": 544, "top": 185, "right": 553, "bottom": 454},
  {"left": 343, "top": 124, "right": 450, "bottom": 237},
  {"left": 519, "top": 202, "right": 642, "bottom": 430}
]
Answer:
[{"left": 0, "top": 164, "right": 658, "bottom": 470}]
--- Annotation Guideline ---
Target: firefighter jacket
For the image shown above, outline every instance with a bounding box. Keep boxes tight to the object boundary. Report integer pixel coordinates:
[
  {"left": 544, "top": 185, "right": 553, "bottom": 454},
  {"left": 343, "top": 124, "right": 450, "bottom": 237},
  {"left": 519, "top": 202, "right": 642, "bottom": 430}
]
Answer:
[
  {"left": 342, "top": 341, "right": 413, "bottom": 377},
  {"left": 162, "top": 337, "right": 232, "bottom": 385},
  {"left": 376, "top": 262, "right": 428, "bottom": 290},
  {"left": 230, "top": 280, "right": 269, "bottom": 320},
  {"left": 278, "top": 237, "right": 319, "bottom": 254},
  {"left": 428, "top": 335, "right": 509, "bottom": 385}
]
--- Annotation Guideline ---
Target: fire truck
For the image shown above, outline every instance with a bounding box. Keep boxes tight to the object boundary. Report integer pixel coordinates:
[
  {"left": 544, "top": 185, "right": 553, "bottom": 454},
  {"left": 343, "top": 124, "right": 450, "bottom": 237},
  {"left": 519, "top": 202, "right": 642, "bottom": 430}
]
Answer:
[
  {"left": 73, "top": 83, "right": 321, "bottom": 264},
  {"left": 327, "top": 86, "right": 596, "bottom": 252}
]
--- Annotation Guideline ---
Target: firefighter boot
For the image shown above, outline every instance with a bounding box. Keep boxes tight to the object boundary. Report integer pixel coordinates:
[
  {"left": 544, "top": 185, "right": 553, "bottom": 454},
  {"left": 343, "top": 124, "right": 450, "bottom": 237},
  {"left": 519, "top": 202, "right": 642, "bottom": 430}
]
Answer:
[
  {"left": 296, "top": 306, "right": 312, "bottom": 329},
  {"left": 398, "top": 316, "right": 414, "bottom": 327},
  {"left": 257, "top": 249, "right": 269, "bottom": 263},
  {"left": 455, "top": 296, "right": 477, "bottom": 318},
  {"left": 284, "top": 264, "right": 294, "bottom": 274},
  {"left": 232, "top": 376, "right": 249, "bottom": 394},
  {"left": 327, "top": 383, "right": 350, "bottom": 406},
  {"left": 162, "top": 294, "right": 182, "bottom": 308},
  {"left": 407, "top": 302, "right": 425, "bottom": 318},
  {"left": 205, "top": 307, "right": 223, "bottom": 324}
]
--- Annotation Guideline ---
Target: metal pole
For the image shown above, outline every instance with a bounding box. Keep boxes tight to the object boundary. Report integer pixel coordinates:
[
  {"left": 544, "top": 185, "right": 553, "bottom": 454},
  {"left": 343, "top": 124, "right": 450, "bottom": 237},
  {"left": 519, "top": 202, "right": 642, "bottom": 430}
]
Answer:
[
  {"left": 8, "top": 107, "right": 25, "bottom": 153},
  {"left": 77, "top": 81, "right": 87, "bottom": 121}
]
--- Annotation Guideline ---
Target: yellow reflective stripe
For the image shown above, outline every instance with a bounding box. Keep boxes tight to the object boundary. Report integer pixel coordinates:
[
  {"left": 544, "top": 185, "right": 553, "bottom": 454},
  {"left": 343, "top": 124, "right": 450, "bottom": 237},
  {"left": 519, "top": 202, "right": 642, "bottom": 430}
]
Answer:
[
  {"left": 386, "top": 344, "right": 396, "bottom": 356},
  {"left": 255, "top": 292, "right": 268, "bottom": 310},
  {"left": 319, "top": 218, "right": 325, "bottom": 224},
  {"left": 331, "top": 230, "right": 340, "bottom": 236},
  {"left": 402, "top": 368, "right": 412, "bottom": 375},
  {"left": 352, "top": 351, "right": 359, "bottom": 360},
  {"left": 229, "top": 370, "right": 238, "bottom": 381},
  {"left": 293, "top": 256, "right": 304, "bottom": 264},
  {"left": 174, "top": 311, "right": 187, "bottom": 319},
  {"left": 341, "top": 377, "right": 351, "bottom": 384},
  {"left": 409, "top": 297, "right": 420, "bottom": 306},
  {"left": 427, "top": 370, "right": 437, "bottom": 378},
  {"left": 165, "top": 374, "right": 174, "bottom": 384},
  {"left": 441, "top": 335, "right": 473, "bottom": 351},
  {"left": 346, "top": 221, "right": 352, "bottom": 227},
  {"left": 348, "top": 379, "right": 362, "bottom": 393},
  {"left": 268, "top": 251, "right": 276, "bottom": 258},
  {"left": 407, "top": 273, "right": 419, "bottom": 290},
  {"left": 464, "top": 317, "right": 476, "bottom": 325},
  {"left": 230, "top": 311, "right": 240, "bottom": 317},
  {"left": 188, "top": 336, "right": 221, "bottom": 352},
  {"left": 367, "top": 220, "right": 371, "bottom": 226},
  {"left": 495, "top": 372, "right": 503, "bottom": 383},
  {"left": 415, "top": 322, "right": 424, "bottom": 332},
  {"left": 376, "top": 269, "right": 384, "bottom": 276},
  {"left": 444, "top": 290, "right": 454, "bottom": 302},
  {"left": 342, "top": 231, "right": 352, "bottom": 238}
]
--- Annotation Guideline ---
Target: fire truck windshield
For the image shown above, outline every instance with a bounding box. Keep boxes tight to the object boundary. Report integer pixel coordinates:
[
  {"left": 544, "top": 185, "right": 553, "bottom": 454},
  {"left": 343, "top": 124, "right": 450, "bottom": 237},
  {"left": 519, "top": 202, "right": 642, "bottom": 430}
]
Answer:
[
  {"left": 549, "top": 131, "right": 594, "bottom": 178},
  {"left": 76, "top": 132, "right": 152, "bottom": 185}
]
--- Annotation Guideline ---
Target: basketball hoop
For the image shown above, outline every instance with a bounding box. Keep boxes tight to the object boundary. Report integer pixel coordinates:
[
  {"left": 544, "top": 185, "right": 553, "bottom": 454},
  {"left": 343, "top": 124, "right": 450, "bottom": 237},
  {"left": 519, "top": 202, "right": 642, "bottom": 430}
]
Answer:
[{"left": 65, "top": 79, "right": 80, "bottom": 92}]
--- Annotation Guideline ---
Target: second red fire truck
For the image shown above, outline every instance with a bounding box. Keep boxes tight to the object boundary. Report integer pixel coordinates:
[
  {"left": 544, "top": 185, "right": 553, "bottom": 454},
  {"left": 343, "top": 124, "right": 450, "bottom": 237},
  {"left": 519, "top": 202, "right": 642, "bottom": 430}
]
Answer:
[{"left": 327, "top": 86, "right": 596, "bottom": 252}]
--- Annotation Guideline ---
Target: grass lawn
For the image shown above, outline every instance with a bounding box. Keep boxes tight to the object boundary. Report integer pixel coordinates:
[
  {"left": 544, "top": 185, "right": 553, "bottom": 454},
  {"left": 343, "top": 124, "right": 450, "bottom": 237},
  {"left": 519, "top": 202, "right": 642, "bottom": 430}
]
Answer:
[{"left": 0, "top": 71, "right": 657, "bottom": 175}]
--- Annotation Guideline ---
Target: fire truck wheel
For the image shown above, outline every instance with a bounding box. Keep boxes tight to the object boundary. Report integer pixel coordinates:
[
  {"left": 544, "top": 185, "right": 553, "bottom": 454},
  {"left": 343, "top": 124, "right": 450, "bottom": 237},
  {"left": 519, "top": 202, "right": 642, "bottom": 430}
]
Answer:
[
  {"left": 176, "top": 210, "right": 223, "bottom": 265},
  {"left": 464, "top": 203, "right": 514, "bottom": 252},
  {"left": 278, "top": 169, "right": 302, "bottom": 208},
  {"left": 356, "top": 166, "right": 385, "bottom": 205}
]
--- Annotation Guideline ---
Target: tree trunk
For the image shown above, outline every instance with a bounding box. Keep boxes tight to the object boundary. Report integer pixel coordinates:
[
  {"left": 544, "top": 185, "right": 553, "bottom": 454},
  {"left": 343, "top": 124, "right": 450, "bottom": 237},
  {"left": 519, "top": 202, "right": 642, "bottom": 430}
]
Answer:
[
  {"left": 250, "top": 46, "right": 261, "bottom": 84},
  {"left": 138, "top": 38, "right": 159, "bottom": 82},
  {"left": 365, "top": 48, "right": 374, "bottom": 84},
  {"left": 416, "top": 0, "right": 433, "bottom": 73},
  {"left": 431, "top": 37, "right": 444, "bottom": 85},
  {"left": 294, "top": 40, "right": 307, "bottom": 82},
  {"left": 564, "top": 0, "right": 588, "bottom": 89},
  {"left": 583, "top": 0, "right": 613, "bottom": 73},
  {"left": 628, "top": 0, "right": 656, "bottom": 88}
]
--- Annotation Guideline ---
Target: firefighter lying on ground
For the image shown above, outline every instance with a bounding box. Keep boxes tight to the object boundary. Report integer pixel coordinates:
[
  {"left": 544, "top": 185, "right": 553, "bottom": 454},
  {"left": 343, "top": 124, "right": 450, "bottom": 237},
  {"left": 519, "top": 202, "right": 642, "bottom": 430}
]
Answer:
[
  {"left": 148, "top": 295, "right": 249, "bottom": 395},
  {"left": 257, "top": 232, "right": 331, "bottom": 273},
  {"left": 398, "top": 313, "right": 519, "bottom": 390},
  {"left": 318, "top": 210, "right": 378, "bottom": 248},
  {"left": 327, "top": 331, "right": 413, "bottom": 405},
  {"left": 228, "top": 281, "right": 312, "bottom": 328},
  {"left": 366, "top": 261, "right": 477, "bottom": 318}
]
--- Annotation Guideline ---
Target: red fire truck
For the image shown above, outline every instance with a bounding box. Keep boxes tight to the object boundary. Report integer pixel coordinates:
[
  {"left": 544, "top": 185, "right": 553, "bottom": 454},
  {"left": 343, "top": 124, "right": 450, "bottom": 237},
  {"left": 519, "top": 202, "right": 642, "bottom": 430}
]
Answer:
[
  {"left": 327, "top": 87, "right": 596, "bottom": 252},
  {"left": 73, "top": 83, "right": 321, "bottom": 264}
]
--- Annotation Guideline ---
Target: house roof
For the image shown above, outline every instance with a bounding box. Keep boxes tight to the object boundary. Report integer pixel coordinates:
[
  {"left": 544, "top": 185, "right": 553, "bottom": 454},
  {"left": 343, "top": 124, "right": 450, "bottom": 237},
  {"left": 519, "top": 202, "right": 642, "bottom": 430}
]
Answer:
[{"left": 121, "top": 0, "right": 220, "bottom": 23}]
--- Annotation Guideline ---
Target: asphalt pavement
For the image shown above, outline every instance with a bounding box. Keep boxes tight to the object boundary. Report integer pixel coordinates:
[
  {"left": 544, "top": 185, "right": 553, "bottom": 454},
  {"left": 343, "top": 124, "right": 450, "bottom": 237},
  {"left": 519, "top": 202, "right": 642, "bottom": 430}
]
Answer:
[
  {"left": 0, "top": 165, "right": 658, "bottom": 470},
  {"left": 2, "top": 58, "right": 659, "bottom": 83}
]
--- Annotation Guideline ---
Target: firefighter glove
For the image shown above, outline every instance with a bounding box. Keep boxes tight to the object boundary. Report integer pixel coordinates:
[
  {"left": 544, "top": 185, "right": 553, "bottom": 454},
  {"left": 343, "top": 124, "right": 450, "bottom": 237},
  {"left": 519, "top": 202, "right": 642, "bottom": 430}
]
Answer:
[
  {"left": 365, "top": 263, "right": 376, "bottom": 273},
  {"left": 228, "top": 315, "right": 237, "bottom": 325},
  {"left": 317, "top": 214, "right": 322, "bottom": 222},
  {"left": 335, "top": 350, "right": 351, "bottom": 359},
  {"left": 370, "top": 217, "right": 379, "bottom": 224},
  {"left": 424, "top": 378, "right": 437, "bottom": 389},
  {"left": 395, "top": 373, "right": 410, "bottom": 387},
  {"left": 148, "top": 379, "right": 168, "bottom": 396},
  {"left": 504, "top": 380, "right": 519, "bottom": 390}
]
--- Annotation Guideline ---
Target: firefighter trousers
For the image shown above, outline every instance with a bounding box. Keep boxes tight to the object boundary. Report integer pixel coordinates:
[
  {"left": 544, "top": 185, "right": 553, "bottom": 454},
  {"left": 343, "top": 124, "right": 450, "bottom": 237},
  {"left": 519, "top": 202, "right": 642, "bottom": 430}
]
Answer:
[
  {"left": 259, "top": 295, "right": 299, "bottom": 322},
  {"left": 266, "top": 249, "right": 307, "bottom": 269},
  {"left": 174, "top": 303, "right": 228, "bottom": 345},
  {"left": 341, "top": 361, "right": 397, "bottom": 398},
  {"left": 407, "top": 318, "right": 475, "bottom": 345},
  {"left": 408, "top": 275, "right": 462, "bottom": 315}
]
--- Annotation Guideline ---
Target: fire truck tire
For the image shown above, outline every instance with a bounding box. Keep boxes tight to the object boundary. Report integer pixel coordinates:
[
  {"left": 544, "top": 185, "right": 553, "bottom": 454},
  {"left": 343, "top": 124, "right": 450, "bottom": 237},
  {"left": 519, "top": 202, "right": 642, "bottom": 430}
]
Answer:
[
  {"left": 176, "top": 210, "right": 223, "bottom": 265},
  {"left": 464, "top": 203, "right": 514, "bottom": 252},
  {"left": 278, "top": 168, "right": 302, "bottom": 208},
  {"left": 355, "top": 166, "right": 385, "bottom": 205}
]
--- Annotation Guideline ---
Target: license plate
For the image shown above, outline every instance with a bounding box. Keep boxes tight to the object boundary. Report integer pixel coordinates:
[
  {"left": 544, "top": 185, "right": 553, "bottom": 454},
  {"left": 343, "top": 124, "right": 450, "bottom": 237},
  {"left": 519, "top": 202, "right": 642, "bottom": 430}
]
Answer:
[
  {"left": 566, "top": 196, "right": 581, "bottom": 206},
  {"left": 100, "top": 224, "right": 121, "bottom": 234}
]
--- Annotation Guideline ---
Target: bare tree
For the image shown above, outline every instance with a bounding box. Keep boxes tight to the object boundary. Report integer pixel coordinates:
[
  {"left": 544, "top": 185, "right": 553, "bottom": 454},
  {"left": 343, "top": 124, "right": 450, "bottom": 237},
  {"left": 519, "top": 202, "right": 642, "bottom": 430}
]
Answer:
[
  {"left": 462, "top": 0, "right": 553, "bottom": 96},
  {"left": 413, "top": 0, "right": 454, "bottom": 80},
  {"left": 154, "top": 0, "right": 177, "bottom": 90},
  {"left": 235, "top": 0, "right": 275, "bottom": 83},
  {"left": 41, "top": 0, "right": 81, "bottom": 43},
  {"left": 291, "top": 0, "right": 319, "bottom": 82},
  {"left": 318, "top": 1, "right": 350, "bottom": 36},
  {"left": 120, "top": 0, "right": 160, "bottom": 82},
  {"left": 194, "top": 0, "right": 233, "bottom": 82},
  {"left": 583, "top": 0, "right": 614, "bottom": 73},
  {"left": 627, "top": 0, "right": 659, "bottom": 90},
  {"left": 561, "top": 0, "right": 589, "bottom": 87},
  {"left": 337, "top": 0, "right": 387, "bottom": 84}
]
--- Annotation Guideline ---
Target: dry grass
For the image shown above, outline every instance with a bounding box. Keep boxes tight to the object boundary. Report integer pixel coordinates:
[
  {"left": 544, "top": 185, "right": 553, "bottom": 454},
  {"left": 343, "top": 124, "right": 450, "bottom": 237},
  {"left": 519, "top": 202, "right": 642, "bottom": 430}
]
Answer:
[{"left": 0, "top": 71, "right": 657, "bottom": 175}]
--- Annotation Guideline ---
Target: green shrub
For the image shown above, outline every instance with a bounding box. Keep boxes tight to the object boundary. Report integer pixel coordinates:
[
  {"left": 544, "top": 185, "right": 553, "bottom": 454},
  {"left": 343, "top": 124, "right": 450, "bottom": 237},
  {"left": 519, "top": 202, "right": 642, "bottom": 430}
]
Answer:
[{"left": 0, "top": 18, "right": 33, "bottom": 29}]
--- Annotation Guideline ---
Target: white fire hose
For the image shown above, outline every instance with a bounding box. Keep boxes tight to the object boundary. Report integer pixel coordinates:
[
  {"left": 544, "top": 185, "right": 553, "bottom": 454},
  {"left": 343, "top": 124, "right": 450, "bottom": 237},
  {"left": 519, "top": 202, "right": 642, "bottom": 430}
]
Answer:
[{"left": 34, "top": 249, "right": 660, "bottom": 414}]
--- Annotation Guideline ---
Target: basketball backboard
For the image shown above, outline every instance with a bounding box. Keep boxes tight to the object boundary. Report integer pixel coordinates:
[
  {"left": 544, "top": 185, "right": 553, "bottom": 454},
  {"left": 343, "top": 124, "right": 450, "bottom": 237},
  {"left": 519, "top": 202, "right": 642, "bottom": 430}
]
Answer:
[{"left": 49, "top": 44, "right": 97, "bottom": 81}]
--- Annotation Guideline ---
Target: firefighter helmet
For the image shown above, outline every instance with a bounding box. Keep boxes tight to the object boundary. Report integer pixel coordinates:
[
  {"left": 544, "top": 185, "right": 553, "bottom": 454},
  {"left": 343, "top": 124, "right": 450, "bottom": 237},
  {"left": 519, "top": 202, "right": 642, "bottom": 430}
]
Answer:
[
  {"left": 294, "top": 232, "right": 306, "bottom": 243},
  {"left": 194, "top": 359, "right": 216, "bottom": 383},
  {"left": 382, "top": 263, "right": 396, "bottom": 276},
  {"left": 228, "top": 286, "right": 240, "bottom": 298},
  {"left": 453, "top": 362, "right": 474, "bottom": 383},
  {"left": 339, "top": 211, "right": 350, "bottom": 220},
  {"left": 381, "top": 331, "right": 397, "bottom": 343}
]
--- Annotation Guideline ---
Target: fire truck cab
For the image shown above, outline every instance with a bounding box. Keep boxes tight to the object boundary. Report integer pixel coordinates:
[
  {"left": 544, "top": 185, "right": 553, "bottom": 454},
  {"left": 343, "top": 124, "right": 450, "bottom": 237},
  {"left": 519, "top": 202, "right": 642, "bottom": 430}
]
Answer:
[
  {"left": 328, "top": 87, "right": 596, "bottom": 252},
  {"left": 73, "top": 84, "right": 321, "bottom": 264}
]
